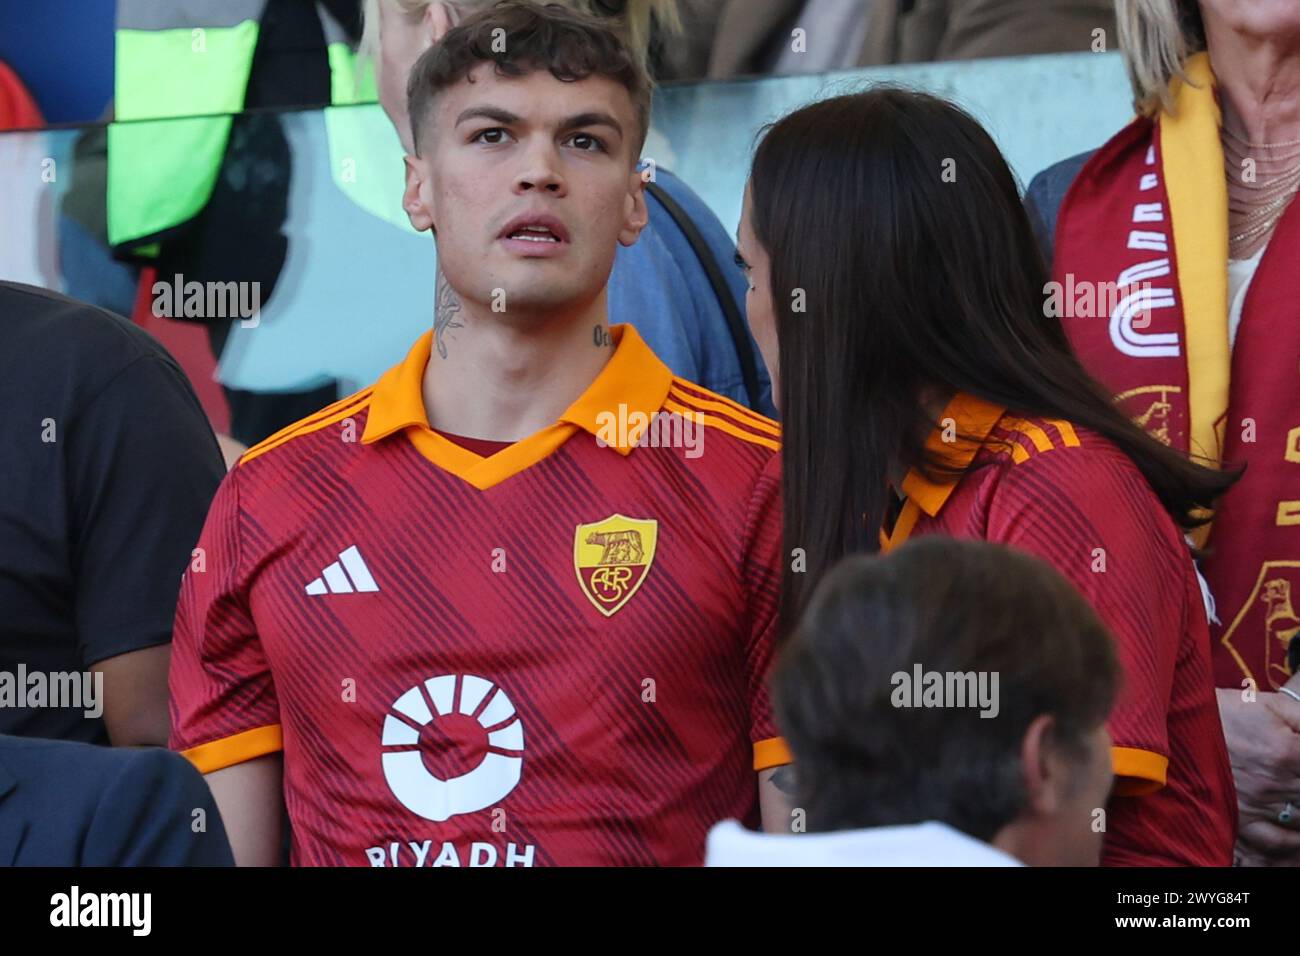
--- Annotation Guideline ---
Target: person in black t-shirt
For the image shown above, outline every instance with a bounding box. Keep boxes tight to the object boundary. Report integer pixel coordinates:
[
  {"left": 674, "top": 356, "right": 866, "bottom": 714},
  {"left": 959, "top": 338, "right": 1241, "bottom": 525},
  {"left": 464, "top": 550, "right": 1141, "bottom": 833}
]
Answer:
[{"left": 0, "top": 282, "right": 225, "bottom": 746}]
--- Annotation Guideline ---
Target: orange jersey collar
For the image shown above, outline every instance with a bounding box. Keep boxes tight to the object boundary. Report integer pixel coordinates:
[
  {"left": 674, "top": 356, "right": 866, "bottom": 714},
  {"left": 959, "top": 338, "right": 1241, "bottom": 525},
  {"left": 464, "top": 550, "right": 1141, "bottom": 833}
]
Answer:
[
  {"left": 363, "top": 322, "right": 673, "bottom": 450},
  {"left": 901, "top": 392, "right": 1007, "bottom": 517},
  {"left": 882, "top": 393, "right": 1006, "bottom": 552},
  {"left": 557, "top": 323, "right": 676, "bottom": 452},
  {"left": 360, "top": 323, "right": 674, "bottom": 488}
]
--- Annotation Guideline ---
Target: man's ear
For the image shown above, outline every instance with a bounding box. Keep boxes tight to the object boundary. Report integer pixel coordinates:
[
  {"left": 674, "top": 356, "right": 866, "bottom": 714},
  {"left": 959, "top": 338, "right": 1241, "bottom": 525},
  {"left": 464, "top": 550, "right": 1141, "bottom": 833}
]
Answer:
[
  {"left": 618, "top": 172, "right": 650, "bottom": 247},
  {"left": 403, "top": 154, "right": 436, "bottom": 233},
  {"left": 1019, "top": 713, "right": 1068, "bottom": 818}
]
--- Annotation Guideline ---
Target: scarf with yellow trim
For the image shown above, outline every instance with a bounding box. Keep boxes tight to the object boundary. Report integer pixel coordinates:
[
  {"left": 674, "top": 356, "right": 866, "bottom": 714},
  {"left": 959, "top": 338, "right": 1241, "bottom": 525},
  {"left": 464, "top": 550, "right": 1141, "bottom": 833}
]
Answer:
[{"left": 1054, "top": 52, "right": 1300, "bottom": 691}]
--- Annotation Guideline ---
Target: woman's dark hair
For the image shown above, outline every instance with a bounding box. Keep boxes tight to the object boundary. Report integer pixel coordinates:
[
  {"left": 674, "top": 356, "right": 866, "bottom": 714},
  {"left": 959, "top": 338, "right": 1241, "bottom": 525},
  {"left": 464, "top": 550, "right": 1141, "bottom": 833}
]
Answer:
[
  {"left": 774, "top": 537, "right": 1121, "bottom": 838},
  {"left": 748, "top": 87, "right": 1238, "bottom": 635}
]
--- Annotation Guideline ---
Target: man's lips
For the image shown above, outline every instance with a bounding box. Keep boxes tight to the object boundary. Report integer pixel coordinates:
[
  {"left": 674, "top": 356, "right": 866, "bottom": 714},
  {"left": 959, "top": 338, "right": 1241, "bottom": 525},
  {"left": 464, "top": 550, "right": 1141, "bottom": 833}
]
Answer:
[{"left": 497, "top": 212, "right": 570, "bottom": 246}]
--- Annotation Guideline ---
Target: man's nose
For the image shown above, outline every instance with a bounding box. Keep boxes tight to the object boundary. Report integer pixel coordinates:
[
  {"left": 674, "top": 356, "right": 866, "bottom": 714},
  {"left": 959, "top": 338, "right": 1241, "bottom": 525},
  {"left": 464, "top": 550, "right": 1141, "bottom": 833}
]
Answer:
[{"left": 515, "top": 141, "right": 566, "bottom": 195}]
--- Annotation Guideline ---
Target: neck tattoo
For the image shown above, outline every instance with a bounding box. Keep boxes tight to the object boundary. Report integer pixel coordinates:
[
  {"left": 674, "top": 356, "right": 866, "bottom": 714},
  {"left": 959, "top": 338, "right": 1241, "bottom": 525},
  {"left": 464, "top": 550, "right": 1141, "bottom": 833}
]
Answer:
[{"left": 434, "top": 267, "right": 464, "bottom": 360}]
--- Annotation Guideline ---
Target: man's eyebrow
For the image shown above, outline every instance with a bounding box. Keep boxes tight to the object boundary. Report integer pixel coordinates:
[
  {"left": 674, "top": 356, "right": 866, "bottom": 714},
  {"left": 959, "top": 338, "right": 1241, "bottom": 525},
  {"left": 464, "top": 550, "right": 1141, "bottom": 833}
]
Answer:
[
  {"left": 455, "top": 105, "right": 523, "bottom": 127},
  {"left": 558, "top": 111, "right": 624, "bottom": 138}
]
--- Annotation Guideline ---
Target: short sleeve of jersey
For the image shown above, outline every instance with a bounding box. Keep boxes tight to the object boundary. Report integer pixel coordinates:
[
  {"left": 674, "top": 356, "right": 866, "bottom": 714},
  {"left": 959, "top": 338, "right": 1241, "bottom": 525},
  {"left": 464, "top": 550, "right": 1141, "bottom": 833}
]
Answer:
[
  {"left": 742, "top": 454, "right": 790, "bottom": 771},
  {"left": 986, "top": 447, "right": 1177, "bottom": 794},
  {"left": 169, "top": 465, "right": 283, "bottom": 773}
]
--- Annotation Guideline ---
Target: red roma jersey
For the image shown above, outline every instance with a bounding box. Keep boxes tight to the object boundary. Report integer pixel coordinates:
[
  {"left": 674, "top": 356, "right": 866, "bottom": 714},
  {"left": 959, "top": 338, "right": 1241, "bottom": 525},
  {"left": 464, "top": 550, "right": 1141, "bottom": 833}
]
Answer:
[
  {"left": 170, "top": 325, "right": 789, "bottom": 866},
  {"left": 881, "top": 394, "right": 1236, "bottom": 867}
]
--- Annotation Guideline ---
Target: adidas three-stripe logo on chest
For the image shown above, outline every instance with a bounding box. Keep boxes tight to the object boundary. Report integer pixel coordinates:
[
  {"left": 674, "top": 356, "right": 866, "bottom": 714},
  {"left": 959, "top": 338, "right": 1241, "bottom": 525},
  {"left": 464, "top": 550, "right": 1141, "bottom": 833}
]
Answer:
[{"left": 305, "top": 545, "right": 380, "bottom": 595}]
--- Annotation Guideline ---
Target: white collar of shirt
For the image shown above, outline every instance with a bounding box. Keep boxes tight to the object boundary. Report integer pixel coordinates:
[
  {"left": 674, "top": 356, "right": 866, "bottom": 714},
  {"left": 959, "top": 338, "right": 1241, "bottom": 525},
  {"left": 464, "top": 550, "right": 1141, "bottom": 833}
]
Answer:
[{"left": 705, "top": 819, "right": 1023, "bottom": 867}]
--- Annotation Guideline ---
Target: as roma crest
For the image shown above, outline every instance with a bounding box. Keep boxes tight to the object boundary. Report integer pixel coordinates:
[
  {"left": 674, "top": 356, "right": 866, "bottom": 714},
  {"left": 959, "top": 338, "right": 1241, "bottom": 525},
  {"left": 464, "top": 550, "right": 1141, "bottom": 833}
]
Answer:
[
  {"left": 1114, "top": 384, "right": 1183, "bottom": 448},
  {"left": 1221, "top": 561, "right": 1300, "bottom": 690},
  {"left": 574, "top": 514, "right": 658, "bottom": 617}
]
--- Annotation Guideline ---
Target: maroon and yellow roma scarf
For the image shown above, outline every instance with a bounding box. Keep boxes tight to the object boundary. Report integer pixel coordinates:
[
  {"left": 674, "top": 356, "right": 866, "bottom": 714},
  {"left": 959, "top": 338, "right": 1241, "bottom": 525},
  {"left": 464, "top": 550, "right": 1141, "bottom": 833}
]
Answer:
[{"left": 1054, "top": 53, "right": 1300, "bottom": 691}]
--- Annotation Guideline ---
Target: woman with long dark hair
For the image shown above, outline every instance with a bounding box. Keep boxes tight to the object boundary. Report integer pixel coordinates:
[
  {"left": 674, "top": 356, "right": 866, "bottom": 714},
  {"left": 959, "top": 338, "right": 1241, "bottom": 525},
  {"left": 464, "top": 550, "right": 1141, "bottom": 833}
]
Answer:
[{"left": 737, "top": 87, "right": 1238, "bottom": 866}]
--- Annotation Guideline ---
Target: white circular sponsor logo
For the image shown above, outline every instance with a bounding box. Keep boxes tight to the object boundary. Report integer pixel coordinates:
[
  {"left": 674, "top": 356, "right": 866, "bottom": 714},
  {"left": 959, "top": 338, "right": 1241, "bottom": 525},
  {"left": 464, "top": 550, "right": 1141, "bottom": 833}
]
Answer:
[{"left": 380, "top": 674, "right": 525, "bottom": 822}]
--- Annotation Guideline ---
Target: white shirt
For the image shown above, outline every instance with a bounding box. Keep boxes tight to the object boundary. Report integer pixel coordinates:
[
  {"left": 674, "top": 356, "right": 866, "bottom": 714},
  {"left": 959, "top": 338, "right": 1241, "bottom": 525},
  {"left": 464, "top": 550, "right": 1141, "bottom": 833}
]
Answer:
[
  {"left": 1227, "top": 245, "right": 1266, "bottom": 351},
  {"left": 705, "top": 819, "right": 1024, "bottom": 867}
]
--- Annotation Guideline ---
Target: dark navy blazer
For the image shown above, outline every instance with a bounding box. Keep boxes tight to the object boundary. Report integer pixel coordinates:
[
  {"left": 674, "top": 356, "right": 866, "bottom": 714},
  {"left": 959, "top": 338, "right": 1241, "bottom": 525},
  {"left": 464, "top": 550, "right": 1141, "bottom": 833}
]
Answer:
[{"left": 0, "top": 734, "right": 234, "bottom": 866}]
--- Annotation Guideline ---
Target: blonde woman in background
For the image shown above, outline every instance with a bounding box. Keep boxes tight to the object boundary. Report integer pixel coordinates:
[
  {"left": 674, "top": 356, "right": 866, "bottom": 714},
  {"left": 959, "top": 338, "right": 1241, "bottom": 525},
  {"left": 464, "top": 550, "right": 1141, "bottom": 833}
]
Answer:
[
  {"left": 360, "top": 0, "right": 775, "bottom": 414},
  {"left": 1026, "top": 0, "right": 1300, "bottom": 867}
]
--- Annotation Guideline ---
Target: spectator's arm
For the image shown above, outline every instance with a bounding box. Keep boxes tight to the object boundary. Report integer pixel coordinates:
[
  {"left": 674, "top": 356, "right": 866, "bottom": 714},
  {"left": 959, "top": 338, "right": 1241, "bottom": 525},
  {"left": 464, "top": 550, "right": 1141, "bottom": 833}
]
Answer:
[
  {"left": 204, "top": 754, "right": 284, "bottom": 867},
  {"left": 98, "top": 644, "right": 171, "bottom": 746}
]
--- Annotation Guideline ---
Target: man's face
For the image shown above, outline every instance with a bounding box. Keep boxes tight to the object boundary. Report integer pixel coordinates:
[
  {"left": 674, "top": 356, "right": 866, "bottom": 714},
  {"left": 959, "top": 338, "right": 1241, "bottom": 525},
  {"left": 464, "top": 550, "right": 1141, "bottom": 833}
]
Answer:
[{"left": 403, "top": 64, "right": 649, "bottom": 321}]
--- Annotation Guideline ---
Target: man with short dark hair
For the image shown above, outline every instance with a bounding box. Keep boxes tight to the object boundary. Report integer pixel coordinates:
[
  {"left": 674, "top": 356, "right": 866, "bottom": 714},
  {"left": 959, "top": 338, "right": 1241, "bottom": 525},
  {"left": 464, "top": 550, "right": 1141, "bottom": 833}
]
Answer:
[
  {"left": 707, "top": 537, "right": 1119, "bottom": 866},
  {"left": 171, "top": 1, "right": 788, "bottom": 867}
]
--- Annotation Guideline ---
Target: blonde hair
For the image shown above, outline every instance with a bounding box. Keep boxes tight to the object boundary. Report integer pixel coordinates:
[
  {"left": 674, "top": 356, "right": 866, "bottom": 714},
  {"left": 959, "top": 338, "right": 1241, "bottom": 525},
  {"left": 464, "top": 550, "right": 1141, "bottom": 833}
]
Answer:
[
  {"left": 1115, "top": 0, "right": 1207, "bottom": 117},
  {"left": 359, "top": 0, "right": 679, "bottom": 76}
]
